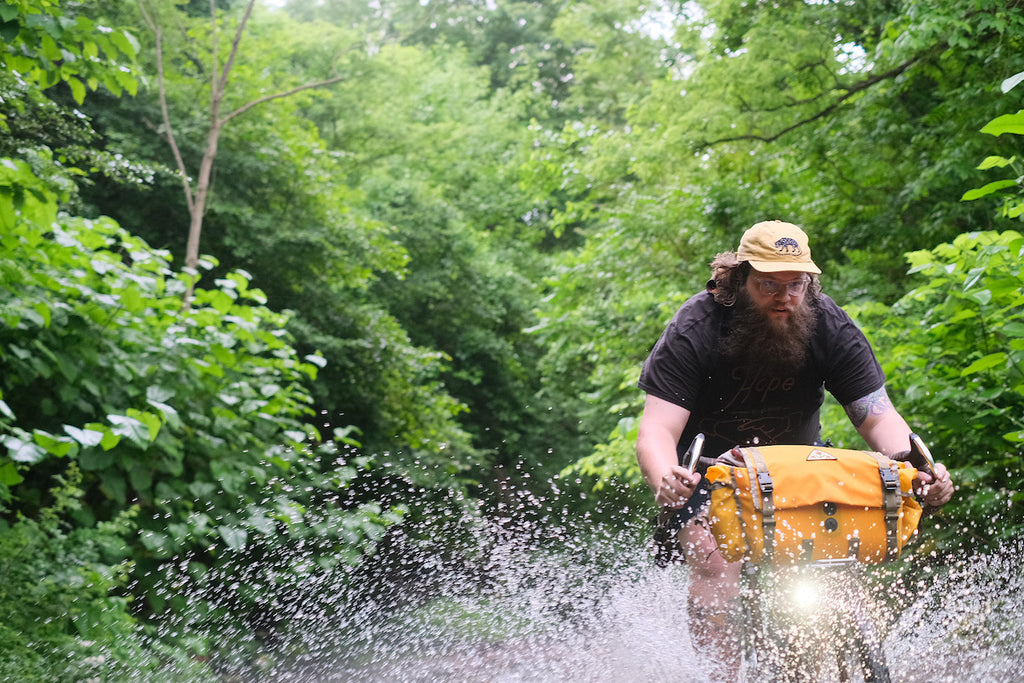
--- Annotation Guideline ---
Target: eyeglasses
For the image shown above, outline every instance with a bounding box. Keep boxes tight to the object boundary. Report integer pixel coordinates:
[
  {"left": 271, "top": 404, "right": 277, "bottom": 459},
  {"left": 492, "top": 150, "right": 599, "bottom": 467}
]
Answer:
[{"left": 753, "top": 277, "right": 811, "bottom": 297}]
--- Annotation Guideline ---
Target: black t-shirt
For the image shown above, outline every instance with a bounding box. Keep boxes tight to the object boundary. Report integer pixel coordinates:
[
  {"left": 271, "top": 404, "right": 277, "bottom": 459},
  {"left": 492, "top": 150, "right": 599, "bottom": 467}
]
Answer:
[{"left": 637, "top": 291, "right": 885, "bottom": 464}]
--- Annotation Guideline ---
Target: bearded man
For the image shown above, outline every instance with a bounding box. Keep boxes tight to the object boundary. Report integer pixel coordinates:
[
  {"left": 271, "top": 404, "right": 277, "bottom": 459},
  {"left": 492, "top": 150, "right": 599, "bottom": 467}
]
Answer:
[{"left": 635, "top": 220, "right": 953, "bottom": 676}]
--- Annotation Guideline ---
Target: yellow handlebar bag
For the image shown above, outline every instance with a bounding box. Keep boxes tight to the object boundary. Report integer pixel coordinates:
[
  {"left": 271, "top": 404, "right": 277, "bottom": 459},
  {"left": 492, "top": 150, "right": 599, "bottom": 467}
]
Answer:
[{"left": 706, "top": 445, "right": 923, "bottom": 565}]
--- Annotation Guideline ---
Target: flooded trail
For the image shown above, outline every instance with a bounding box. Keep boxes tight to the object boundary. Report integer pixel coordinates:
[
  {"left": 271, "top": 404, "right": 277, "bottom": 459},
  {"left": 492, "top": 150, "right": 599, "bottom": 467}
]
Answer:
[{"left": 243, "top": 524, "right": 1024, "bottom": 683}]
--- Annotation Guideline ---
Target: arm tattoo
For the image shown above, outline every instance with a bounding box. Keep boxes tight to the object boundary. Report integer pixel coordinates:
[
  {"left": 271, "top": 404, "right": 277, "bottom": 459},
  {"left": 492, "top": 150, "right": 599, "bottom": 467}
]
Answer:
[{"left": 843, "top": 387, "right": 894, "bottom": 428}]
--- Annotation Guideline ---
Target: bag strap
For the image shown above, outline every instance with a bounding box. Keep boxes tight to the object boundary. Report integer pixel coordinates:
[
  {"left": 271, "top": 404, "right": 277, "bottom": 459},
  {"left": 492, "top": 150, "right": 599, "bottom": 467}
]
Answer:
[
  {"left": 743, "top": 446, "right": 776, "bottom": 562},
  {"left": 868, "top": 452, "right": 902, "bottom": 561}
]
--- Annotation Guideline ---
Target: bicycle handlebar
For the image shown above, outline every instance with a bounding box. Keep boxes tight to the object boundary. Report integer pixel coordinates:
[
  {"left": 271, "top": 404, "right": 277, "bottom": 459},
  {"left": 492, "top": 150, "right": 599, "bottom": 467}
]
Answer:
[
  {"left": 890, "top": 432, "right": 938, "bottom": 479},
  {"left": 683, "top": 433, "right": 705, "bottom": 472},
  {"left": 680, "top": 433, "right": 939, "bottom": 479}
]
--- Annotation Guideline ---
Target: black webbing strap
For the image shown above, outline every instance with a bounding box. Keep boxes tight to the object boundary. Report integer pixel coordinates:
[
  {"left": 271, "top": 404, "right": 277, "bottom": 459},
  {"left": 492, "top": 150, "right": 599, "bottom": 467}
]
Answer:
[
  {"left": 869, "top": 453, "right": 902, "bottom": 560},
  {"left": 743, "top": 446, "right": 775, "bottom": 562}
]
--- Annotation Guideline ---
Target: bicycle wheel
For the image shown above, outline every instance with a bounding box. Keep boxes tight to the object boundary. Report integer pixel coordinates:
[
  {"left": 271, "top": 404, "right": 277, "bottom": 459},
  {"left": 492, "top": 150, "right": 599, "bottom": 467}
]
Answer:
[
  {"left": 741, "top": 561, "right": 893, "bottom": 683},
  {"left": 738, "top": 567, "right": 825, "bottom": 682}
]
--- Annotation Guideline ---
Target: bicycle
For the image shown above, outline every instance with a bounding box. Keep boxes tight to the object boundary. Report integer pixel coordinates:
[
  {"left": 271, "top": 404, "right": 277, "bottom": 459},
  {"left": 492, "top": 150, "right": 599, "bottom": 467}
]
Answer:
[
  {"left": 657, "top": 433, "right": 938, "bottom": 682},
  {"left": 737, "top": 556, "right": 891, "bottom": 682}
]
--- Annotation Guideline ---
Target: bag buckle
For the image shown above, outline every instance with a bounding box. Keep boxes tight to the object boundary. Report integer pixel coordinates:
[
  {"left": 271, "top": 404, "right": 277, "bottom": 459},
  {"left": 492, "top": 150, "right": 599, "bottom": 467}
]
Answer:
[
  {"left": 756, "top": 471, "right": 774, "bottom": 494},
  {"left": 879, "top": 466, "right": 899, "bottom": 491}
]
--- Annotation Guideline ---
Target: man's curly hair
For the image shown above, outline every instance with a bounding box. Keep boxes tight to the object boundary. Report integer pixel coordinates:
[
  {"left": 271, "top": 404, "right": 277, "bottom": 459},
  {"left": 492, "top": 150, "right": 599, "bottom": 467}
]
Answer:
[{"left": 707, "top": 251, "right": 820, "bottom": 306}]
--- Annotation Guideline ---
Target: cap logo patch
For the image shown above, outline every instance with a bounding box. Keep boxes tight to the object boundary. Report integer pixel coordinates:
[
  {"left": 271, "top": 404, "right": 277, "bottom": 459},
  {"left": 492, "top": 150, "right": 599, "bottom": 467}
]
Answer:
[
  {"left": 774, "top": 236, "right": 802, "bottom": 256},
  {"left": 806, "top": 449, "right": 837, "bottom": 461}
]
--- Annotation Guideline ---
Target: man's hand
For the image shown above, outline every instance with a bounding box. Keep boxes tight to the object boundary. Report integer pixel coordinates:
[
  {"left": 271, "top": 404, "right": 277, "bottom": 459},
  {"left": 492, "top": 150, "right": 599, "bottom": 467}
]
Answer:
[
  {"left": 655, "top": 465, "right": 702, "bottom": 508},
  {"left": 914, "top": 462, "right": 954, "bottom": 507}
]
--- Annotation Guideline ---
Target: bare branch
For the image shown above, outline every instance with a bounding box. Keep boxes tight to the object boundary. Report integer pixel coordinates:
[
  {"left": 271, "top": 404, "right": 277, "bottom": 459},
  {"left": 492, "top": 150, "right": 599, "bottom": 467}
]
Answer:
[
  {"left": 137, "top": 0, "right": 195, "bottom": 215},
  {"left": 208, "top": 0, "right": 222, "bottom": 122},
  {"left": 697, "top": 54, "right": 929, "bottom": 149},
  {"left": 221, "top": 74, "right": 348, "bottom": 124},
  {"left": 217, "top": 0, "right": 258, "bottom": 100}
]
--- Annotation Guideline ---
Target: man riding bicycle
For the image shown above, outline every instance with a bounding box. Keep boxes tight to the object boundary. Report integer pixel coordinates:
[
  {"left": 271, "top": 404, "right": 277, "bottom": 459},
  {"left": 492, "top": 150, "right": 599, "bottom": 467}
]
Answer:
[{"left": 635, "top": 220, "right": 954, "bottom": 677}]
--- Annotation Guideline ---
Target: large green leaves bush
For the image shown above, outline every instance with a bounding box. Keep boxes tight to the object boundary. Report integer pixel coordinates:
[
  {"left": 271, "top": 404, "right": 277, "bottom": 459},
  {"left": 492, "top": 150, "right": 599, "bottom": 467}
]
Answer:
[
  {"left": 0, "top": 157, "right": 406, "bottom": 670},
  {"left": 849, "top": 230, "right": 1024, "bottom": 548}
]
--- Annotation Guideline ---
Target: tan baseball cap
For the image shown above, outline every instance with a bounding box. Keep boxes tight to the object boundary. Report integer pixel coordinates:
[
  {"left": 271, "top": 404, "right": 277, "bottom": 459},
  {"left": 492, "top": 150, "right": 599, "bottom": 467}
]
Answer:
[{"left": 737, "top": 220, "right": 822, "bottom": 274}]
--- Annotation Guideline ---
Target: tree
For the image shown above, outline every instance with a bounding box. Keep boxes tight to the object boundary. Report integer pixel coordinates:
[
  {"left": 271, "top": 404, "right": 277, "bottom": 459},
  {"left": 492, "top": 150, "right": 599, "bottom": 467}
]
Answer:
[{"left": 135, "top": 0, "right": 347, "bottom": 280}]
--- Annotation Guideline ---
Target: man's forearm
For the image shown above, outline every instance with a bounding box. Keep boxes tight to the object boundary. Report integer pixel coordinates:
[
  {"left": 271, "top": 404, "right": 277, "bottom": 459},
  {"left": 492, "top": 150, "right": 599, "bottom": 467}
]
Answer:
[
  {"left": 637, "top": 435, "right": 680, "bottom": 493},
  {"left": 855, "top": 407, "right": 912, "bottom": 456}
]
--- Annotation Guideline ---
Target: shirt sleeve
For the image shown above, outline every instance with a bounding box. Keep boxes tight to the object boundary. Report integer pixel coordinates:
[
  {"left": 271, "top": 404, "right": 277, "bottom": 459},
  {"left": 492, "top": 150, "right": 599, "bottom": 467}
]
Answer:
[
  {"left": 637, "top": 294, "right": 717, "bottom": 409},
  {"left": 819, "top": 297, "right": 886, "bottom": 406}
]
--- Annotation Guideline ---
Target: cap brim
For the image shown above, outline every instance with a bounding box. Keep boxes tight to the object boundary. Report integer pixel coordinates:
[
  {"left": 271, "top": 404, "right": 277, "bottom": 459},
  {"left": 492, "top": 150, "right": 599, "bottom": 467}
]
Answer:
[{"left": 749, "top": 260, "right": 822, "bottom": 275}]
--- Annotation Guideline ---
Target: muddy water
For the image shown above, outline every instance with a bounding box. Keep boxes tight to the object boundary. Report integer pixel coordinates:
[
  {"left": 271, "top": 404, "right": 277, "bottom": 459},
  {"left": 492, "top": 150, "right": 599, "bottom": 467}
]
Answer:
[{"left": 258, "top": 523, "right": 1024, "bottom": 683}]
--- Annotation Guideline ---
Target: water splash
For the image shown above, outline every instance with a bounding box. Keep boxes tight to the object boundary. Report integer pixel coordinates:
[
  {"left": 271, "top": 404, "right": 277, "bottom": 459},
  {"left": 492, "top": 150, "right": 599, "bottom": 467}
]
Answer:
[
  {"left": 885, "top": 538, "right": 1024, "bottom": 682},
  {"left": 133, "top": 493, "right": 1024, "bottom": 682}
]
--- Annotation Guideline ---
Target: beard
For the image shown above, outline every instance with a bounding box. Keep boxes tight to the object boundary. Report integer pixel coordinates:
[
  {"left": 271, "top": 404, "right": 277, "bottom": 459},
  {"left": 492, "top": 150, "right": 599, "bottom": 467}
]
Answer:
[{"left": 719, "top": 288, "right": 818, "bottom": 372}]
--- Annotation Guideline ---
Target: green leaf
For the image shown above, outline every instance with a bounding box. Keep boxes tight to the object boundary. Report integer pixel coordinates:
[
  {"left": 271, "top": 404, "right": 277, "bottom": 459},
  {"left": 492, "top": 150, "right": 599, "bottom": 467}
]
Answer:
[
  {"left": 961, "top": 179, "right": 1019, "bottom": 201},
  {"left": 4, "top": 436, "right": 47, "bottom": 463},
  {"left": 107, "top": 414, "right": 149, "bottom": 447},
  {"left": 64, "top": 424, "right": 105, "bottom": 447},
  {"left": 284, "top": 429, "right": 307, "bottom": 444},
  {"left": 32, "top": 430, "right": 74, "bottom": 457},
  {"left": 247, "top": 513, "right": 276, "bottom": 535},
  {"left": 139, "top": 529, "right": 171, "bottom": 552},
  {"left": 127, "top": 408, "right": 162, "bottom": 442},
  {"left": 1001, "top": 71, "right": 1024, "bottom": 94},
  {"left": 965, "top": 289, "right": 993, "bottom": 305},
  {"left": 304, "top": 353, "right": 327, "bottom": 368},
  {"left": 146, "top": 385, "right": 175, "bottom": 403},
  {"left": 120, "top": 286, "right": 144, "bottom": 312},
  {"left": 960, "top": 352, "right": 1007, "bottom": 376},
  {"left": 78, "top": 448, "right": 113, "bottom": 471},
  {"left": 981, "top": 112, "right": 1024, "bottom": 137},
  {"left": 188, "top": 481, "right": 217, "bottom": 499},
  {"left": 129, "top": 463, "right": 153, "bottom": 497},
  {"left": 0, "top": 461, "right": 23, "bottom": 486},
  {"left": 67, "top": 76, "right": 86, "bottom": 104},
  {"left": 99, "top": 429, "right": 120, "bottom": 451},
  {"left": 976, "top": 156, "right": 1015, "bottom": 170},
  {"left": 99, "top": 471, "right": 127, "bottom": 503},
  {"left": 217, "top": 525, "right": 248, "bottom": 550},
  {"left": 109, "top": 30, "right": 139, "bottom": 59},
  {"left": 33, "top": 301, "right": 52, "bottom": 326}
]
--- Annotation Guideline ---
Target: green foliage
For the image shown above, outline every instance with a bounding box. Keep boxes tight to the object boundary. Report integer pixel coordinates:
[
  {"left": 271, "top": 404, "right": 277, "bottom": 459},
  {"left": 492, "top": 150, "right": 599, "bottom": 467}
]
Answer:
[
  {"left": 620, "top": 0, "right": 1024, "bottom": 281},
  {"left": 560, "top": 416, "right": 651, "bottom": 523},
  {"left": 0, "top": 0, "right": 139, "bottom": 101},
  {"left": 0, "top": 156, "right": 410, "bottom": 670},
  {"left": 1, "top": 157, "right": 319, "bottom": 520},
  {"left": 848, "top": 231, "right": 1024, "bottom": 548},
  {"left": 75, "top": 4, "right": 487, "bottom": 472},
  {"left": 288, "top": 0, "right": 579, "bottom": 126},
  {"left": 321, "top": 43, "right": 547, "bottom": 463},
  {"left": 961, "top": 70, "right": 1024, "bottom": 221},
  {"left": 0, "top": 464, "right": 213, "bottom": 682}
]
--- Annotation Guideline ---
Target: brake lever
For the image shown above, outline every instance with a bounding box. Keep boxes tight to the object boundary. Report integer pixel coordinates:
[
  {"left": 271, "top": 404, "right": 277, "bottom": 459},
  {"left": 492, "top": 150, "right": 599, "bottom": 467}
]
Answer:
[{"left": 684, "top": 433, "right": 706, "bottom": 473}]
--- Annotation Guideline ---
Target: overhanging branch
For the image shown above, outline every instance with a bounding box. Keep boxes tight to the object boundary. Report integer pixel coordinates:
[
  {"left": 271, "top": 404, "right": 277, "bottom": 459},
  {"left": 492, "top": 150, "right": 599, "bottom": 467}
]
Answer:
[
  {"left": 696, "top": 53, "right": 931, "bottom": 149},
  {"left": 221, "top": 75, "right": 348, "bottom": 125}
]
